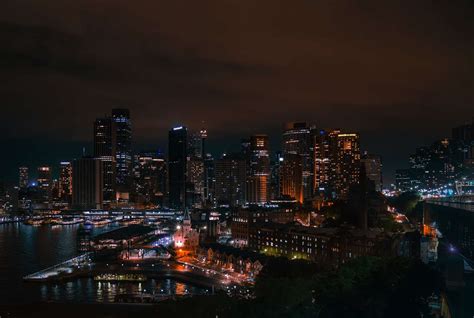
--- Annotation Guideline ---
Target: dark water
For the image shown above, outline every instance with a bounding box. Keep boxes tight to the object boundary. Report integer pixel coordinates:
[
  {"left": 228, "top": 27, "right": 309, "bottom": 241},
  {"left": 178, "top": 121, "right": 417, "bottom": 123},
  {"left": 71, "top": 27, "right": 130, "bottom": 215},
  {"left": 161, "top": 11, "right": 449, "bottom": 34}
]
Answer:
[{"left": 0, "top": 223, "right": 203, "bottom": 304}]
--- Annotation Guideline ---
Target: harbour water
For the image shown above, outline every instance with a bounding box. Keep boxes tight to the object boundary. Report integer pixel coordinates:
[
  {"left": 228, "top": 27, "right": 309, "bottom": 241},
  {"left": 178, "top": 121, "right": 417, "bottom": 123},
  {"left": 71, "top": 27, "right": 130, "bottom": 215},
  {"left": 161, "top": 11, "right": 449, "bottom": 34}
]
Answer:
[{"left": 0, "top": 223, "right": 203, "bottom": 304}]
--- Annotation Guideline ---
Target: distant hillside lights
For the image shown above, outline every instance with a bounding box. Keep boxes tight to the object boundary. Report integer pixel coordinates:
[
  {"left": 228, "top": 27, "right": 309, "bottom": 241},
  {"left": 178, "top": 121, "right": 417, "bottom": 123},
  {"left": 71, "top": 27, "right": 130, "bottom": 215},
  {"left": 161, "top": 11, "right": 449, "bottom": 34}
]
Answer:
[{"left": 395, "top": 119, "right": 474, "bottom": 195}]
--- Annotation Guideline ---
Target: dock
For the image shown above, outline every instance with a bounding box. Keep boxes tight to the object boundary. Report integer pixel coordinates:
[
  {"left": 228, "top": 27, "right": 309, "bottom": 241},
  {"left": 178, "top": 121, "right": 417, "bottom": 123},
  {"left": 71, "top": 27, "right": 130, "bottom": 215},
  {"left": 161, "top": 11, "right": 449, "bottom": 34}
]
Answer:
[{"left": 23, "top": 253, "right": 93, "bottom": 281}]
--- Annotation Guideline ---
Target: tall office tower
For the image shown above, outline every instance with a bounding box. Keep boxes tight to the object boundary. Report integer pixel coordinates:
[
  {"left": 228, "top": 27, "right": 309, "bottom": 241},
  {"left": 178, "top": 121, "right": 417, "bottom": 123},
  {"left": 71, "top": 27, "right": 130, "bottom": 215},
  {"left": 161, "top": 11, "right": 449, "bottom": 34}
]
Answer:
[
  {"left": 334, "top": 133, "right": 361, "bottom": 198},
  {"left": 270, "top": 152, "right": 283, "bottom": 200},
  {"left": 51, "top": 179, "right": 61, "bottom": 201},
  {"left": 133, "top": 151, "right": 166, "bottom": 206},
  {"left": 186, "top": 157, "right": 205, "bottom": 208},
  {"left": 112, "top": 108, "right": 132, "bottom": 192},
  {"left": 59, "top": 161, "right": 73, "bottom": 202},
  {"left": 280, "top": 154, "right": 303, "bottom": 203},
  {"left": 282, "top": 122, "right": 313, "bottom": 201},
  {"left": 246, "top": 135, "right": 270, "bottom": 204},
  {"left": 214, "top": 153, "right": 246, "bottom": 207},
  {"left": 94, "top": 117, "right": 117, "bottom": 204},
  {"left": 188, "top": 128, "right": 207, "bottom": 159},
  {"left": 168, "top": 126, "right": 187, "bottom": 209},
  {"left": 204, "top": 153, "right": 215, "bottom": 206},
  {"left": 313, "top": 129, "right": 339, "bottom": 195},
  {"left": 361, "top": 153, "right": 383, "bottom": 192},
  {"left": 19, "top": 167, "right": 29, "bottom": 189},
  {"left": 37, "top": 166, "right": 52, "bottom": 202},
  {"left": 72, "top": 157, "right": 103, "bottom": 210}
]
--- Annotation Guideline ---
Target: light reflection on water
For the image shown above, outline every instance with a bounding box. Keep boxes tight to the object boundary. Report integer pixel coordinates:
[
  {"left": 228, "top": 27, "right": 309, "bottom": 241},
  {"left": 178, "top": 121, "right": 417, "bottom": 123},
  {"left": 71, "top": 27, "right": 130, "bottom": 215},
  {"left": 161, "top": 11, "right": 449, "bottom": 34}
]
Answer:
[
  {"left": 0, "top": 223, "right": 204, "bottom": 304},
  {"left": 36, "top": 278, "right": 204, "bottom": 303}
]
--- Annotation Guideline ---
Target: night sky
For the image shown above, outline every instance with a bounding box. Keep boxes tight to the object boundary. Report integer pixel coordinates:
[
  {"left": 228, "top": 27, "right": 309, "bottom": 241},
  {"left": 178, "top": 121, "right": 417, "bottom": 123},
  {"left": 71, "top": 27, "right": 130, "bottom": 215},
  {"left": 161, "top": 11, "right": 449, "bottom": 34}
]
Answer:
[{"left": 1, "top": 0, "right": 473, "bottom": 184}]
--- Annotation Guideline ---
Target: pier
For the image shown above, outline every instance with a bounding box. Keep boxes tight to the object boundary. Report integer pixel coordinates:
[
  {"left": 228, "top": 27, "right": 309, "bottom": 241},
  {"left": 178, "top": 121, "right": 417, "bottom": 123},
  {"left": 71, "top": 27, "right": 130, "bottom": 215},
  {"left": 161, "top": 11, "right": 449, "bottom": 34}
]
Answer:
[{"left": 23, "top": 253, "right": 93, "bottom": 281}]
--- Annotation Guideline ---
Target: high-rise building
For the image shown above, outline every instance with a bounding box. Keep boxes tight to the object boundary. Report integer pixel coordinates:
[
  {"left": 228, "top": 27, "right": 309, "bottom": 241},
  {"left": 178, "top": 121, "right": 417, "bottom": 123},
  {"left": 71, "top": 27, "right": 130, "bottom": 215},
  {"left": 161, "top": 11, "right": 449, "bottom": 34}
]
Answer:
[
  {"left": 133, "top": 151, "right": 166, "bottom": 206},
  {"left": 204, "top": 153, "right": 215, "bottom": 206},
  {"left": 279, "top": 154, "right": 303, "bottom": 203},
  {"left": 37, "top": 166, "right": 52, "bottom": 202},
  {"left": 188, "top": 128, "right": 207, "bottom": 159},
  {"left": 282, "top": 122, "right": 313, "bottom": 200},
  {"left": 214, "top": 153, "right": 246, "bottom": 207},
  {"left": 334, "top": 133, "right": 361, "bottom": 198},
  {"left": 185, "top": 128, "right": 207, "bottom": 208},
  {"left": 72, "top": 157, "right": 103, "bottom": 210},
  {"left": 270, "top": 152, "right": 283, "bottom": 200},
  {"left": 112, "top": 108, "right": 132, "bottom": 191},
  {"left": 313, "top": 130, "right": 360, "bottom": 199},
  {"left": 246, "top": 135, "right": 270, "bottom": 204},
  {"left": 313, "top": 129, "right": 338, "bottom": 195},
  {"left": 59, "top": 161, "right": 73, "bottom": 202},
  {"left": 361, "top": 153, "right": 383, "bottom": 192},
  {"left": 186, "top": 157, "right": 205, "bottom": 208},
  {"left": 19, "top": 167, "right": 28, "bottom": 189},
  {"left": 94, "top": 117, "right": 117, "bottom": 204},
  {"left": 168, "top": 126, "right": 187, "bottom": 209}
]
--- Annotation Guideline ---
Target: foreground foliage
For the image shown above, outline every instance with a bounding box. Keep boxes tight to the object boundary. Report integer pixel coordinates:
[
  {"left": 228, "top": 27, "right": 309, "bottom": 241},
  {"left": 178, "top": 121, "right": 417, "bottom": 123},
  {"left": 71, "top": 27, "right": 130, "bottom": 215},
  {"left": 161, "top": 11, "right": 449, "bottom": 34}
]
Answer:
[{"left": 158, "top": 256, "right": 442, "bottom": 318}]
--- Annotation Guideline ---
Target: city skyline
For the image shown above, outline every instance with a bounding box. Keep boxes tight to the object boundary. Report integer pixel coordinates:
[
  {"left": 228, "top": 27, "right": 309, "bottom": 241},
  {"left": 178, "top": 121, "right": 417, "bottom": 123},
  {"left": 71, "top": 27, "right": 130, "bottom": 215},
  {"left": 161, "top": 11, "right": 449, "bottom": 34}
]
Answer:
[{"left": 3, "top": 115, "right": 472, "bottom": 186}]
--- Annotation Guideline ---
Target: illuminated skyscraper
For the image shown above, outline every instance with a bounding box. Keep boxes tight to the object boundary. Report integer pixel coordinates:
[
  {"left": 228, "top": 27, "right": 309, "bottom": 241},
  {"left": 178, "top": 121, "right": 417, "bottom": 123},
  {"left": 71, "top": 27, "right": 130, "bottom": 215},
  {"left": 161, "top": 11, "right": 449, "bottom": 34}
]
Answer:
[
  {"left": 215, "top": 153, "right": 246, "bottom": 207},
  {"left": 72, "top": 157, "right": 103, "bottom": 210},
  {"left": 282, "top": 122, "right": 312, "bottom": 201},
  {"left": 112, "top": 108, "right": 132, "bottom": 192},
  {"left": 19, "top": 167, "right": 28, "bottom": 189},
  {"left": 94, "top": 117, "right": 117, "bottom": 204},
  {"left": 246, "top": 135, "right": 270, "bottom": 204},
  {"left": 168, "top": 126, "right": 187, "bottom": 209},
  {"left": 361, "top": 153, "right": 383, "bottom": 192},
  {"left": 133, "top": 151, "right": 166, "bottom": 206},
  {"left": 269, "top": 152, "right": 283, "bottom": 200},
  {"left": 59, "top": 161, "right": 73, "bottom": 202},
  {"left": 204, "top": 153, "right": 215, "bottom": 206},
  {"left": 279, "top": 154, "right": 303, "bottom": 203},
  {"left": 313, "top": 129, "right": 360, "bottom": 199},
  {"left": 313, "top": 129, "right": 339, "bottom": 195},
  {"left": 186, "top": 157, "right": 205, "bottom": 208},
  {"left": 334, "top": 133, "right": 361, "bottom": 198},
  {"left": 186, "top": 128, "right": 207, "bottom": 208},
  {"left": 37, "top": 166, "right": 52, "bottom": 202},
  {"left": 188, "top": 128, "right": 207, "bottom": 159}
]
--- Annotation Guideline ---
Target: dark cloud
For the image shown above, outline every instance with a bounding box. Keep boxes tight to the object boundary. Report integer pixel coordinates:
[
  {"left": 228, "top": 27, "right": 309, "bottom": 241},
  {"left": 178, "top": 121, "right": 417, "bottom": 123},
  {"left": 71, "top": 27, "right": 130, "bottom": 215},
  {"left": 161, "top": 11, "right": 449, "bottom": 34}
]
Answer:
[{"left": 0, "top": 0, "right": 473, "bottom": 183}]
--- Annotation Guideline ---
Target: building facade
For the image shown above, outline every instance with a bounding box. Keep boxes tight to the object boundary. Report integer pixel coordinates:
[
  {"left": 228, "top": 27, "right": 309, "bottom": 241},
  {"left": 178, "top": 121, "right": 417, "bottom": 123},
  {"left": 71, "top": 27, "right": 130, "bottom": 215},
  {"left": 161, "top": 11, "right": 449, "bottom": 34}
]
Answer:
[
  {"left": 59, "top": 161, "right": 73, "bottom": 203},
  {"left": 282, "top": 122, "right": 313, "bottom": 201},
  {"left": 214, "top": 153, "right": 246, "bottom": 207},
  {"left": 37, "top": 166, "right": 52, "bottom": 204},
  {"left": 94, "top": 117, "right": 117, "bottom": 205},
  {"left": 361, "top": 153, "right": 383, "bottom": 192},
  {"left": 19, "top": 167, "right": 29, "bottom": 189},
  {"left": 72, "top": 157, "right": 103, "bottom": 210},
  {"left": 168, "top": 126, "right": 187, "bottom": 209},
  {"left": 112, "top": 108, "right": 132, "bottom": 192},
  {"left": 231, "top": 206, "right": 295, "bottom": 246},
  {"left": 248, "top": 223, "right": 393, "bottom": 266},
  {"left": 246, "top": 135, "right": 270, "bottom": 204}
]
